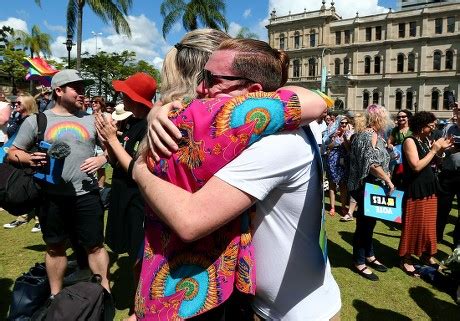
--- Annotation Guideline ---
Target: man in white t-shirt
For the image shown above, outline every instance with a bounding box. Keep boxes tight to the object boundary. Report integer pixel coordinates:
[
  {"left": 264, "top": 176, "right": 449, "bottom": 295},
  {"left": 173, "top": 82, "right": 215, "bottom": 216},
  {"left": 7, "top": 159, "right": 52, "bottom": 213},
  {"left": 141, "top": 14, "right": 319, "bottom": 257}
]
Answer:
[
  {"left": 134, "top": 38, "right": 341, "bottom": 320},
  {"left": 309, "top": 109, "right": 328, "bottom": 148}
]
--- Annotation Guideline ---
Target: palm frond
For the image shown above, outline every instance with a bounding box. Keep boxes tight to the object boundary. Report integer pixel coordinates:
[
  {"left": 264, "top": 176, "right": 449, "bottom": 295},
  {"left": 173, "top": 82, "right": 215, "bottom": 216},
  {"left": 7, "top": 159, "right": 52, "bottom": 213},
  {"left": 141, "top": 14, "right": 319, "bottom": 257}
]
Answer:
[
  {"left": 66, "top": 0, "right": 78, "bottom": 36},
  {"left": 87, "top": 0, "right": 132, "bottom": 36}
]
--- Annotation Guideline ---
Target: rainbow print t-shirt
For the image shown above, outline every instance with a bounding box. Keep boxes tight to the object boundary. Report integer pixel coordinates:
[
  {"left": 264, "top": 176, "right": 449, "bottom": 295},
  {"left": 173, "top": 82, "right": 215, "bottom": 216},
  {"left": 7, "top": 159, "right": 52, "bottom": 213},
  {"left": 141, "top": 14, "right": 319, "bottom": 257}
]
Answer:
[{"left": 13, "top": 110, "right": 99, "bottom": 196}]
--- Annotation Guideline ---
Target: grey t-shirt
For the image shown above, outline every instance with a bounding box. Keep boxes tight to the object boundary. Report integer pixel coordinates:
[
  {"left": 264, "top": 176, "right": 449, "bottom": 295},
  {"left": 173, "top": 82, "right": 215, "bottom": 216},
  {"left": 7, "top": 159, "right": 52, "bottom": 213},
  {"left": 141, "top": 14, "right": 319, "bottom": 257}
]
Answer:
[
  {"left": 13, "top": 109, "right": 99, "bottom": 196},
  {"left": 443, "top": 123, "right": 460, "bottom": 171}
]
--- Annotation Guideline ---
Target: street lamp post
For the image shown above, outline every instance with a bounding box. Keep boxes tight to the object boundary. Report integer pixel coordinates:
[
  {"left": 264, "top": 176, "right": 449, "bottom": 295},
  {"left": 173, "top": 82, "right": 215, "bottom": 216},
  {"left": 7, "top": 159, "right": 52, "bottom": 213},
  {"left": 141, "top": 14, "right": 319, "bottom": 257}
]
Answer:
[
  {"left": 91, "top": 31, "right": 102, "bottom": 54},
  {"left": 63, "top": 33, "right": 75, "bottom": 69},
  {"left": 320, "top": 47, "right": 333, "bottom": 93}
]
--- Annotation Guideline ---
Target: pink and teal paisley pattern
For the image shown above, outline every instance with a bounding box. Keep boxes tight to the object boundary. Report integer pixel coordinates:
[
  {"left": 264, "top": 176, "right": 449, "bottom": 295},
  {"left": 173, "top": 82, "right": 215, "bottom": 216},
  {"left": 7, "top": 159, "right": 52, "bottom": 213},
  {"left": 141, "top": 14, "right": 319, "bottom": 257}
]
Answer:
[{"left": 136, "top": 90, "right": 301, "bottom": 320}]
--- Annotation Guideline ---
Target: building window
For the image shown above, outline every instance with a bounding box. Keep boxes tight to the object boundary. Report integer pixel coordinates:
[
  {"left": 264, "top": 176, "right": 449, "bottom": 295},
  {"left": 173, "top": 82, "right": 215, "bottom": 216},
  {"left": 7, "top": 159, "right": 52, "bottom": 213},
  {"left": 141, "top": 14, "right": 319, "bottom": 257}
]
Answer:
[
  {"left": 310, "top": 31, "right": 316, "bottom": 47},
  {"left": 409, "top": 21, "right": 416, "bottom": 37},
  {"left": 308, "top": 58, "right": 316, "bottom": 76},
  {"left": 446, "top": 50, "right": 454, "bottom": 70},
  {"left": 443, "top": 91, "right": 452, "bottom": 110},
  {"left": 447, "top": 16, "right": 455, "bottom": 33},
  {"left": 364, "top": 56, "right": 371, "bottom": 74},
  {"left": 399, "top": 23, "right": 405, "bottom": 38},
  {"left": 336, "top": 31, "right": 341, "bottom": 45},
  {"left": 408, "top": 53, "right": 415, "bottom": 72},
  {"left": 431, "top": 91, "right": 439, "bottom": 110},
  {"left": 366, "top": 27, "right": 372, "bottom": 41},
  {"left": 373, "top": 92, "right": 379, "bottom": 104},
  {"left": 344, "top": 30, "right": 351, "bottom": 44},
  {"left": 335, "top": 58, "right": 341, "bottom": 75},
  {"left": 395, "top": 91, "right": 403, "bottom": 110},
  {"left": 344, "top": 58, "right": 350, "bottom": 75},
  {"left": 363, "top": 91, "right": 370, "bottom": 109},
  {"left": 397, "top": 53, "right": 404, "bottom": 72},
  {"left": 374, "top": 56, "right": 381, "bottom": 74},
  {"left": 294, "top": 31, "right": 300, "bottom": 49},
  {"left": 293, "top": 60, "right": 301, "bottom": 77},
  {"left": 375, "top": 26, "right": 382, "bottom": 40},
  {"left": 335, "top": 99, "right": 344, "bottom": 110},
  {"left": 406, "top": 91, "right": 413, "bottom": 110},
  {"left": 433, "top": 51, "right": 441, "bottom": 70},
  {"left": 279, "top": 33, "right": 285, "bottom": 50},
  {"left": 435, "top": 18, "right": 443, "bottom": 34}
]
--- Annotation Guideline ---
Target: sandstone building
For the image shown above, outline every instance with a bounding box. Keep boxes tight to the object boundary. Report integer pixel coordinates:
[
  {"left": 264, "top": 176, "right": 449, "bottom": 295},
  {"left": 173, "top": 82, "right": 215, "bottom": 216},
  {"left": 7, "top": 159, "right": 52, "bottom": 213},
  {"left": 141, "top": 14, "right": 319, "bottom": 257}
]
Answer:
[{"left": 266, "top": 1, "right": 460, "bottom": 118}]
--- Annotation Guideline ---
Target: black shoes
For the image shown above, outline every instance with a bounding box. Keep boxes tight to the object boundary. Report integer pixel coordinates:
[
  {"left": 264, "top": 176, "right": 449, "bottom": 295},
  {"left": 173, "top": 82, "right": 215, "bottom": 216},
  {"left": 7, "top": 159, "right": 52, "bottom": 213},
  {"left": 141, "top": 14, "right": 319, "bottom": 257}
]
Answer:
[
  {"left": 356, "top": 266, "right": 379, "bottom": 281},
  {"left": 366, "top": 258, "right": 388, "bottom": 272}
]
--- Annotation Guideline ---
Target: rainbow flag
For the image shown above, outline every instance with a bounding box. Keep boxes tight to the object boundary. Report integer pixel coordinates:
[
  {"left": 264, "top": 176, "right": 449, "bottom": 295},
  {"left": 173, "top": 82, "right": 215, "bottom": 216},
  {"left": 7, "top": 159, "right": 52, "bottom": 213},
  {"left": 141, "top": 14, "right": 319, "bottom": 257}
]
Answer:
[{"left": 23, "top": 57, "right": 59, "bottom": 86}]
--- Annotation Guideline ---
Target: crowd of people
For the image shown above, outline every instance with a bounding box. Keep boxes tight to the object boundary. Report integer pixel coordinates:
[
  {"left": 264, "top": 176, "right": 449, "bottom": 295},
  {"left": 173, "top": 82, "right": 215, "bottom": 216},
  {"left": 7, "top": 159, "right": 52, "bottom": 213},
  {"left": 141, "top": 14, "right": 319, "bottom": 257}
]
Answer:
[
  {"left": 315, "top": 103, "right": 459, "bottom": 281},
  {"left": 0, "top": 28, "right": 458, "bottom": 320}
]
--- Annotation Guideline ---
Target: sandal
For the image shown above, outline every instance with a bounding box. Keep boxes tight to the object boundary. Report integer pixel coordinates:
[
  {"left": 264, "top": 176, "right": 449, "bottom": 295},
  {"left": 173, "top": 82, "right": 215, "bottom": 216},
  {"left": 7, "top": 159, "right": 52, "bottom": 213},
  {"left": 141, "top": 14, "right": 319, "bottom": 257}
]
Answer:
[
  {"left": 400, "top": 261, "right": 420, "bottom": 277},
  {"left": 366, "top": 258, "right": 388, "bottom": 272},
  {"left": 340, "top": 214, "right": 354, "bottom": 222},
  {"left": 329, "top": 209, "right": 336, "bottom": 217},
  {"left": 355, "top": 265, "right": 379, "bottom": 281}
]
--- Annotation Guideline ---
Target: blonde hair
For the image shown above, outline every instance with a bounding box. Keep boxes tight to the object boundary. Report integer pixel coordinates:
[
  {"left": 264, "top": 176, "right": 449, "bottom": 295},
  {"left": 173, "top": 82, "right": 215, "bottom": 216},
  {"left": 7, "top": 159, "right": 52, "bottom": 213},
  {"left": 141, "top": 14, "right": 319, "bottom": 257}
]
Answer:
[
  {"left": 353, "top": 112, "right": 366, "bottom": 132},
  {"left": 18, "top": 94, "right": 38, "bottom": 116},
  {"left": 364, "top": 104, "right": 391, "bottom": 132},
  {"left": 160, "top": 29, "right": 230, "bottom": 103}
]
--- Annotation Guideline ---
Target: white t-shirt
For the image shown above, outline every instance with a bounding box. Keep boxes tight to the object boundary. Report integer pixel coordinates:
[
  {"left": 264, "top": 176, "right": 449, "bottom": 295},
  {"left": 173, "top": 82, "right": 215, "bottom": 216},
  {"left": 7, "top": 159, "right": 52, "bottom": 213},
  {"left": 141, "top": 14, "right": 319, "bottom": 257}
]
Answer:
[
  {"left": 215, "top": 129, "right": 341, "bottom": 321},
  {"left": 309, "top": 120, "right": 327, "bottom": 146}
]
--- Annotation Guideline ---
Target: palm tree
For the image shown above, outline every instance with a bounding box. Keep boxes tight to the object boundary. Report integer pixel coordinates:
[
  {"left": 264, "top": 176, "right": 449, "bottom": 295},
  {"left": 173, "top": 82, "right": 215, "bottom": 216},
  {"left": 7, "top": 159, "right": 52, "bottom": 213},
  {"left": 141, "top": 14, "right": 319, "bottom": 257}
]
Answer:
[
  {"left": 15, "top": 25, "right": 52, "bottom": 58},
  {"left": 235, "top": 27, "right": 259, "bottom": 40},
  {"left": 33, "top": 1, "right": 132, "bottom": 71},
  {"left": 160, "top": 0, "right": 228, "bottom": 39},
  {"left": 66, "top": 0, "right": 133, "bottom": 71}
]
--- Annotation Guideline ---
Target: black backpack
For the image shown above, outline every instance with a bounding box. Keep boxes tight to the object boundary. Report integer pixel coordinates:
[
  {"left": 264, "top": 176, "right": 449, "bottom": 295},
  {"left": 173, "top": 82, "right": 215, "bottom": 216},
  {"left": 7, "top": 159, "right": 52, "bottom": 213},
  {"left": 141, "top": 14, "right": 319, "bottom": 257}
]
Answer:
[
  {"left": 39, "top": 275, "right": 115, "bottom": 321},
  {"left": 0, "top": 113, "right": 47, "bottom": 215}
]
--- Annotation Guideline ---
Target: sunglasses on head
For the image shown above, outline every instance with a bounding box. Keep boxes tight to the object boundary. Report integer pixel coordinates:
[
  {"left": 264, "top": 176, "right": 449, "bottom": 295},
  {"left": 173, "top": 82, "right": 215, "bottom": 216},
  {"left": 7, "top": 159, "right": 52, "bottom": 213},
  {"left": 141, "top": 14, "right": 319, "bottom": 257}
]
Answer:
[{"left": 200, "top": 69, "right": 254, "bottom": 89}]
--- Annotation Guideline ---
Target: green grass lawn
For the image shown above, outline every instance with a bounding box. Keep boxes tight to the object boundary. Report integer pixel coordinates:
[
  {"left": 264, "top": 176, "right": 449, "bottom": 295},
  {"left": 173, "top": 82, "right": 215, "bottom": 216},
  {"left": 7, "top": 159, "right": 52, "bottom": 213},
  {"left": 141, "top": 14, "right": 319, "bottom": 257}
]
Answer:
[{"left": 1, "top": 199, "right": 459, "bottom": 320}]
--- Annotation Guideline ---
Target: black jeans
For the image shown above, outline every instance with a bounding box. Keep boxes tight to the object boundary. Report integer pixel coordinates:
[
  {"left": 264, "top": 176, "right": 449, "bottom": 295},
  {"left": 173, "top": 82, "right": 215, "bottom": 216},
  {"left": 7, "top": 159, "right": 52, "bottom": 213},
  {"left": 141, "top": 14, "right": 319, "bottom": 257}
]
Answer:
[
  {"left": 437, "top": 170, "right": 460, "bottom": 248},
  {"left": 350, "top": 188, "right": 377, "bottom": 265}
]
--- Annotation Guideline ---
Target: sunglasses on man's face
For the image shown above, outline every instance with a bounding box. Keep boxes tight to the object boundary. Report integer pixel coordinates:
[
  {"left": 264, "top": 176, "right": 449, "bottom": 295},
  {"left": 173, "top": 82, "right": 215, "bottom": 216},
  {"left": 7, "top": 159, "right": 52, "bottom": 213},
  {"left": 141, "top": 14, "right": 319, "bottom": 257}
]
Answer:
[
  {"left": 397, "top": 115, "right": 407, "bottom": 119},
  {"left": 200, "top": 69, "right": 254, "bottom": 89}
]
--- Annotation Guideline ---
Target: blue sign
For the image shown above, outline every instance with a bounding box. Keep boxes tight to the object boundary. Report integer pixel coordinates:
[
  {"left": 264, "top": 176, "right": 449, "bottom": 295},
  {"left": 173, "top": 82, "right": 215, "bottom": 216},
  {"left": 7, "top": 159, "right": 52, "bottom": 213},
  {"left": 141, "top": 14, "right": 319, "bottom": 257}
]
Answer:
[{"left": 364, "top": 183, "right": 404, "bottom": 223}]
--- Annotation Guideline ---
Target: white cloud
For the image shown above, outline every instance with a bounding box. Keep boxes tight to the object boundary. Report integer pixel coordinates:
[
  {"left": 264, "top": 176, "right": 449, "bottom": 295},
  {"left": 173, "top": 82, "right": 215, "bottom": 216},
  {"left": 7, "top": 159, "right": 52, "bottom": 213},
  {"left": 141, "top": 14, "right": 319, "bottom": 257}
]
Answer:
[
  {"left": 243, "top": 9, "right": 252, "bottom": 18},
  {"left": 43, "top": 21, "right": 66, "bottom": 34},
  {"left": 228, "top": 22, "right": 242, "bottom": 37},
  {"left": 50, "top": 14, "right": 170, "bottom": 70},
  {"left": 0, "top": 17, "right": 28, "bottom": 32},
  {"left": 268, "top": 0, "right": 389, "bottom": 19}
]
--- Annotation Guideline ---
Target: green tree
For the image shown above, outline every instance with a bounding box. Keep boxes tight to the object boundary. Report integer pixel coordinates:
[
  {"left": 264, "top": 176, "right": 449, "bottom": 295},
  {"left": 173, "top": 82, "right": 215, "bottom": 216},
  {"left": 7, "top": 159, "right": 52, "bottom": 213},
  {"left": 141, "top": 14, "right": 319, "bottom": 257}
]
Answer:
[
  {"left": 235, "top": 27, "right": 259, "bottom": 40},
  {"left": 78, "top": 50, "right": 159, "bottom": 100},
  {"left": 15, "top": 25, "right": 52, "bottom": 58},
  {"left": 160, "top": 0, "right": 228, "bottom": 39},
  {"left": 0, "top": 44, "right": 28, "bottom": 95},
  {"left": 66, "top": 0, "right": 133, "bottom": 71}
]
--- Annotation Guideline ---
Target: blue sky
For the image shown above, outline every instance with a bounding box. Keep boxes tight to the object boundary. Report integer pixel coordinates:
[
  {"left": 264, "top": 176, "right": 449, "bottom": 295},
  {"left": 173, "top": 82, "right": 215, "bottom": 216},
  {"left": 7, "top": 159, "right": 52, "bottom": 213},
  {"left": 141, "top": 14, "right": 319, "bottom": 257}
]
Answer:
[{"left": 0, "top": 0, "right": 396, "bottom": 69}]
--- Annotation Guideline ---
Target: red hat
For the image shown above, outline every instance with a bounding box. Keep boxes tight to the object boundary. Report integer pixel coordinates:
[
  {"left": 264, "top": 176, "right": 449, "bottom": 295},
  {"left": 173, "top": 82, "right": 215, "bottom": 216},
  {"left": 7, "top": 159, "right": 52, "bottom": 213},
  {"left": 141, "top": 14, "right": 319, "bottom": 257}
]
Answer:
[{"left": 112, "top": 72, "right": 157, "bottom": 108}]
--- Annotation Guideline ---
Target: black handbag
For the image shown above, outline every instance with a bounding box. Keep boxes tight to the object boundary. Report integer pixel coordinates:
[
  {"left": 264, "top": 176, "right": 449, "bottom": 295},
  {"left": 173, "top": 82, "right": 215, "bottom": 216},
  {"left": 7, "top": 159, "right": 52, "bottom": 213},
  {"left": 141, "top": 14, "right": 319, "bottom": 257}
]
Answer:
[
  {"left": 0, "top": 113, "right": 47, "bottom": 216},
  {"left": 8, "top": 263, "right": 51, "bottom": 321}
]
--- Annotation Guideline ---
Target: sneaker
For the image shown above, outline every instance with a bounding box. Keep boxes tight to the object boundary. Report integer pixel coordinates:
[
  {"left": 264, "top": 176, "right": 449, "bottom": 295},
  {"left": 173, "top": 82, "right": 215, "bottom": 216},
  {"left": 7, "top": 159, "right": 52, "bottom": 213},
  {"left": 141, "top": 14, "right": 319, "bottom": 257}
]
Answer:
[
  {"left": 31, "top": 223, "right": 41, "bottom": 233},
  {"left": 3, "top": 220, "right": 27, "bottom": 229}
]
